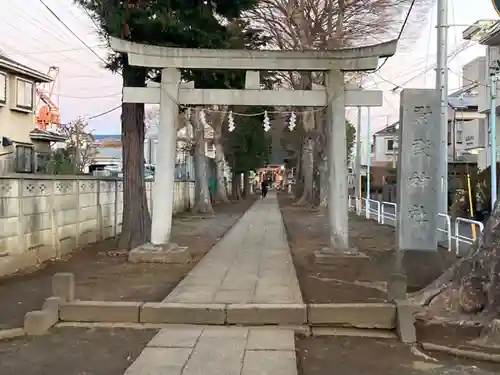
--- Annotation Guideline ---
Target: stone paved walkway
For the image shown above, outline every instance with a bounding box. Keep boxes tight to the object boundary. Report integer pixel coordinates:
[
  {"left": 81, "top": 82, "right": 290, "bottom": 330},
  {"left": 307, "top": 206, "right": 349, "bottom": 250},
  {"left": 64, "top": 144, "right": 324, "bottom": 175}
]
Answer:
[
  {"left": 125, "top": 326, "right": 297, "bottom": 375},
  {"left": 164, "top": 193, "right": 303, "bottom": 304},
  {"left": 123, "top": 193, "right": 300, "bottom": 374}
]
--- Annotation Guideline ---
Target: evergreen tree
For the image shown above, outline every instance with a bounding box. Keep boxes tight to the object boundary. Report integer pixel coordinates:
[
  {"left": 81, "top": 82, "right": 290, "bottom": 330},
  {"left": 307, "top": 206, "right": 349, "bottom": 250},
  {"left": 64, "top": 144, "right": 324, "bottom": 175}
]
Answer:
[{"left": 75, "top": 0, "right": 261, "bottom": 249}]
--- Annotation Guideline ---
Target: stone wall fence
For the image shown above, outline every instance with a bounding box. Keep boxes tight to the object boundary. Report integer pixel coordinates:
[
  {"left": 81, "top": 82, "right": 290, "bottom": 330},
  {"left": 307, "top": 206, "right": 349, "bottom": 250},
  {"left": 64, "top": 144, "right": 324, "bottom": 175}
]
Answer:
[{"left": 0, "top": 174, "right": 195, "bottom": 277}]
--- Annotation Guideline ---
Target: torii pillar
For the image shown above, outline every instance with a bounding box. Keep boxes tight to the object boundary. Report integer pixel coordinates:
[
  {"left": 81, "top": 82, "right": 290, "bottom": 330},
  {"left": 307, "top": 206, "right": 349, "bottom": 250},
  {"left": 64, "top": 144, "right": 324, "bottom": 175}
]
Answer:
[
  {"left": 326, "top": 70, "right": 349, "bottom": 251},
  {"left": 151, "top": 68, "right": 180, "bottom": 246}
]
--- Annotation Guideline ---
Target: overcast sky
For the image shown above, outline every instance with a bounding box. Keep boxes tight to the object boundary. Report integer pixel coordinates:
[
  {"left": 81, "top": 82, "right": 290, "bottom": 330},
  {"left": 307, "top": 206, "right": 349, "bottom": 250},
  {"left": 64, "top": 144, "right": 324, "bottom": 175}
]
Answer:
[{"left": 0, "top": 0, "right": 498, "bottom": 138}]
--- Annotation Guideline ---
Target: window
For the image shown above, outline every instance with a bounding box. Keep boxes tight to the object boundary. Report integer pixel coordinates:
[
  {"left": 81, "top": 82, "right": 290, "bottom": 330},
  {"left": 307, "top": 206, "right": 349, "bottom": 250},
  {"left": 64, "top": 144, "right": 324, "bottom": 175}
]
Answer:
[
  {"left": 0, "top": 72, "right": 6, "bottom": 105},
  {"left": 15, "top": 78, "right": 34, "bottom": 109},
  {"left": 386, "top": 139, "right": 394, "bottom": 152},
  {"left": 456, "top": 130, "right": 463, "bottom": 144},
  {"left": 15, "top": 145, "right": 34, "bottom": 173}
]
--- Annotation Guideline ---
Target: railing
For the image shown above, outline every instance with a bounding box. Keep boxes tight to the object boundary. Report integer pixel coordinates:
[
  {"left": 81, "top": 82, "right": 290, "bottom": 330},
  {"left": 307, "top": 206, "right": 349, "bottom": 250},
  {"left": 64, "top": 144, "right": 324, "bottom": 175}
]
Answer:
[
  {"left": 381, "top": 202, "right": 396, "bottom": 225},
  {"left": 348, "top": 195, "right": 484, "bottom": 256},
  {"left": 454, "top": 217, "right": 484, "bottom": 253}
]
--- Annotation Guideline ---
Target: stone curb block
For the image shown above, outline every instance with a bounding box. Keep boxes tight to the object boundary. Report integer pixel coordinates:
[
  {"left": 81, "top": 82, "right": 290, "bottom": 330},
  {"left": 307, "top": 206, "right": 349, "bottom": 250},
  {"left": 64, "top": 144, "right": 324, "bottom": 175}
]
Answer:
[
  {"left": 52, "top": 273, "right": 75, "bottom": 302},
  {"left": 23, "top": 296, "right": 62, "bottom": 336},
  {"left": 128, "top": 246, "right": 192, "bottom": 264},
  {"left": 24, "top": 311, "right": 53, "bottom": 335},
  {"left": 140, "top": 303, "right": 226, "bottom": 324},
  {"left": 59, "top": 301, "right": 142, "bottom": 323},
  {"left": 395, "top": 300, "right": 416, "bottom": 344},
  {"left": 0, "top": 328, "right": 25, "bottom": 340},
  {"left": 43, "top": 296, "right": 61, "bottom": 327},
  {"left": 308, "top": 303, "right": 396, "bottom": 329},
  {"left": 226, "top": 304, "right": 307, "bottom": 325}
]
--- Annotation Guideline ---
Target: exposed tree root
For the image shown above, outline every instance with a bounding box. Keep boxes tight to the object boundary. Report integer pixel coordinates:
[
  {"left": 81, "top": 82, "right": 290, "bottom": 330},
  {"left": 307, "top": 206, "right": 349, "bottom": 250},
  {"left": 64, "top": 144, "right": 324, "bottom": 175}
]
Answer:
[
  {"left": 410, "top": 344, "right": 438, "bottom": 362},
  {"left": 421, "top": 342, "right": 500, "bottom": 363}
]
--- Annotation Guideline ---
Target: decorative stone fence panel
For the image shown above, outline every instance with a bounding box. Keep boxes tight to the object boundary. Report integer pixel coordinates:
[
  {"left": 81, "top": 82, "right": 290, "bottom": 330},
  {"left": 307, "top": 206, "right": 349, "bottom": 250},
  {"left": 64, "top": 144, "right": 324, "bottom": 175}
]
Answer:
[{"left": 0, "top": 174, "right": 195, "bottom": 277}]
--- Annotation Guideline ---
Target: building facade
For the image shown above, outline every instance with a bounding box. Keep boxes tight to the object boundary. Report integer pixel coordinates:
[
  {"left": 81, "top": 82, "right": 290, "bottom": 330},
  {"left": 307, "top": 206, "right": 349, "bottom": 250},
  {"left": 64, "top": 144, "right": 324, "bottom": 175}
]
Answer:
[
  {"left": 463, "top": 20, "right": 500, "bottom": 170},
  {"left": 0, "top": 55, "right": 65, "bottom": 174}
]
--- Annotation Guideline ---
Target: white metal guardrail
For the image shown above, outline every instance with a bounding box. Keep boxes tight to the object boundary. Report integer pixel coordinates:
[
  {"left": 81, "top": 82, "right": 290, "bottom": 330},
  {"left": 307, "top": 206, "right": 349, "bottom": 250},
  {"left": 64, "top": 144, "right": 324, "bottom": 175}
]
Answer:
[
  {"left": 348, "top": 195, "right": 484, "bottom": 256},
  {"left": 454, "top": 217, "right": 484, "bottom": 252}
]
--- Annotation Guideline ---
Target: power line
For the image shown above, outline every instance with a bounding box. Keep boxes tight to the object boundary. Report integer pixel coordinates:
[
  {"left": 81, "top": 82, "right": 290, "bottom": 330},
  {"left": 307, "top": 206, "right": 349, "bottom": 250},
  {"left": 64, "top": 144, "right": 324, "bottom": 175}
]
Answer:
[
  {"left": 88, "top": 105, "right": 121, "bottom": 120},
  {"left": 0, "top": 19, "right": 107, "bottom": 76},
  {"left": 56, "top": 92, "right": 121, "bottom": 99},
  {"left": 373, "top": 41, "right": 476, "bottom": 91},
  {"left": 447, "top": 68, "right": 489, "bottom": 88},
  {"left": 6, "top": 45, "right": 107, "bottom": 56},
  {"left": 371, "top": 0, "right": 417, "bottom": 73},
  {"left": 38, "top": 0, "right": 108, "bottom": 65}
]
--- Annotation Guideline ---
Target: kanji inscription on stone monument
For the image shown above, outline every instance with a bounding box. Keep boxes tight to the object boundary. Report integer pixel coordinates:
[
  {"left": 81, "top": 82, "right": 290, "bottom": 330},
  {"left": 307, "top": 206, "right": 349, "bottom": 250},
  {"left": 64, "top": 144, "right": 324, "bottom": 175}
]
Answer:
[
  {"left": 408, "top": 172, "right": 430, "bottom": 187},
  {"left": 411, "top": 139, "right": 433, "bottom": 156},
  {"left": 396, "top": 89, "right": 439, "bottom": 252},
  {"left": 408, "top": 205, "right": 428, "bottom": 224}
]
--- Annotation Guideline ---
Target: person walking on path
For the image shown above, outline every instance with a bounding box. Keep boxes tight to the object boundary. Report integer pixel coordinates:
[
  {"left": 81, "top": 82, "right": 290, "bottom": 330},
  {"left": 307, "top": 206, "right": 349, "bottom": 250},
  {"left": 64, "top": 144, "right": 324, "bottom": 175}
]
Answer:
[{"left": 261, "top": 179, "right": 268, "bottom": 198}]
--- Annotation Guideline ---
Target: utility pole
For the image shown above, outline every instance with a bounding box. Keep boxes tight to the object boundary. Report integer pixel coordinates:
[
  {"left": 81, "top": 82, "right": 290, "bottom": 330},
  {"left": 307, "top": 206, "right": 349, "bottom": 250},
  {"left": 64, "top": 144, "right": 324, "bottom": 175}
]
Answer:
[
  {"left": 354, "top": 106, "right": 362, "bottom": 204},
  {"left": 489, "top": 58, "right": 499, "bottom": 210},
  {"left": 436, "top": 0, "right": 449, "bottom": 216},
  {"left": 354, "top": 78, "right": 363, "bottom": 208},
  {"left": 74, "top": 121, "right": 80, "bottom": 174},
  {"left": 366, "top": 107, "right": 371, "bottom": 219}
]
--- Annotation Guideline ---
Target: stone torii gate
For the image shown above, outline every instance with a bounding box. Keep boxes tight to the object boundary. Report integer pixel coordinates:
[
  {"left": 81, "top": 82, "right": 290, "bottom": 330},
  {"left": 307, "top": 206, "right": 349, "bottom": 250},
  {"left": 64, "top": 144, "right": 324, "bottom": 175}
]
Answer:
[{"left": 110, "top": 37, "right": 397, "bottom": 259}]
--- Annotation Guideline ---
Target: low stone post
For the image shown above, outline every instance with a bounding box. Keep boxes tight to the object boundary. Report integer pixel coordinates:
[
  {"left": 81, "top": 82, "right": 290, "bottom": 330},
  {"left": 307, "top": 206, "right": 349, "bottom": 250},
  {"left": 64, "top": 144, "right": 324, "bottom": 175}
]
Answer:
[{"left": 52, "top": 272, "right": 75, "bottom": 302}]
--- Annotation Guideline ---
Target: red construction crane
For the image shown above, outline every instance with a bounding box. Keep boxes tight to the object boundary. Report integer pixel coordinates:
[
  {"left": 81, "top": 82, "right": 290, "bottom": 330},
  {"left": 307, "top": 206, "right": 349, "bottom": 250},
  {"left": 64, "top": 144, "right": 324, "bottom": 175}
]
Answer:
[{"left": 36, "top": 66, "right": 60, "bottom": 130}]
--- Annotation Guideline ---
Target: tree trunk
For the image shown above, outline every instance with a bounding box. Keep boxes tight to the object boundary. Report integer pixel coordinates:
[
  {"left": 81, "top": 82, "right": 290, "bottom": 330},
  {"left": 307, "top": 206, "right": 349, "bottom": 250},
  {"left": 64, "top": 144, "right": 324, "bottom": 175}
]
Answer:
[
  {"left": 296, "top": 135, "right": 314, "bottom": 205},
  {"left": 413, "top": 198, "right": 500, "bottom": 318},
  {"left": 295, "top": 70, "right": 315, "bottom": 206},
  {"left": 192, "top": 108, "right": 214, "bottom": 214},
  {"left": 293, "top": 137, "right": 304, "bottom": 198},
  {"left": 231, "top": 170, "right": 243, "bottom": 200},
  {"left": 319, "top": 158, "right": 328, "bottom": 207},
  {"left": 214, "top": 117, "right": 230, "bottom": 203},
  {"left": 118, "top": 62, "right": 151, "bottom": 250},
  {"left": 243, "top": 171, "right": 251, "bottom": 198},
  {"left": 316, "top": 110, "right": 328, "bottom": 208}
]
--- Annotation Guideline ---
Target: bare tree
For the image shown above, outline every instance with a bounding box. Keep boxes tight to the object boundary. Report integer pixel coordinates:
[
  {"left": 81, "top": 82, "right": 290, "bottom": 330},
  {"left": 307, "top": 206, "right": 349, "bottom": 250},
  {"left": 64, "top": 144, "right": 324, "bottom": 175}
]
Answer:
[
  {"left": 248, "top": 0, "right": 429, "bottom": 206},
  {"left": 56, "top": 118, "right": 97, "bottom": 173}
]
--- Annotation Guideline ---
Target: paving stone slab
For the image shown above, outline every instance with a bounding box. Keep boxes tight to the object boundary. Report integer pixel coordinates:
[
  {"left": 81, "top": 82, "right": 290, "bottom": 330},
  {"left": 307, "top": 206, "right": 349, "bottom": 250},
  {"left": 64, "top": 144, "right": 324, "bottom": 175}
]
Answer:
[
  {"left": 163, "top": 194, "right": 303, "bottom": 305},
  {"left": 181, "top": 329, "right": 248, "bottom": 375},
  {"left": 241, "top": 350, "right": 298, "bottom": 375},
  {"left": 124, "top": 347, "right": 192, "bottom": 375},
  {"left": 246, "top": 328, "right": 295, "bottom": 351},
  {"left": 122, "top": 326, "right": 298, "bottom": 375},
  {"left": 147, "top": 326, "right": 203, "bottom": 348}
]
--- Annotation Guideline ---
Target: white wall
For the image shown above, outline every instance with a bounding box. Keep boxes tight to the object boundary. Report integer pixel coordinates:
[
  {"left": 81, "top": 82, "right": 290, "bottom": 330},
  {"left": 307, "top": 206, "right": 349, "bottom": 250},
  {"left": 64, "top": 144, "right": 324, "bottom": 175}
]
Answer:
[
  {"left": 476, "top": 114, "right": 500, "bottom": 170},
  {"left": 372, "top": 135, "right": 396, "bottom": 164},
  {"left": 461, "top": 118, "right": 485, "bottom": 150},
  {"left": 0, "top": 175, "right": 195, "bottom": 277}
]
